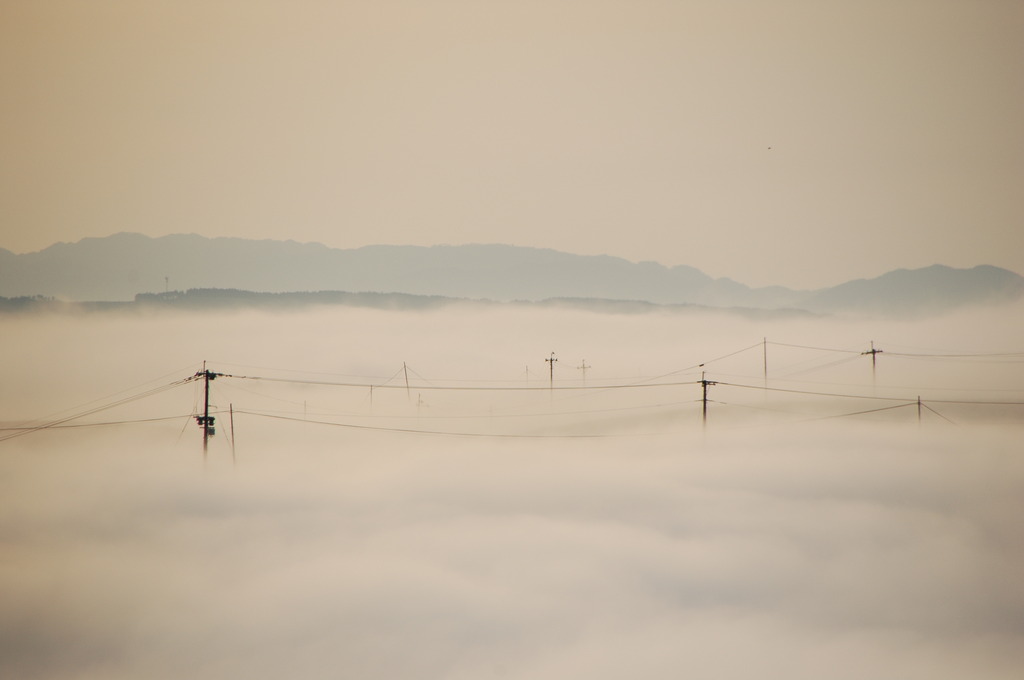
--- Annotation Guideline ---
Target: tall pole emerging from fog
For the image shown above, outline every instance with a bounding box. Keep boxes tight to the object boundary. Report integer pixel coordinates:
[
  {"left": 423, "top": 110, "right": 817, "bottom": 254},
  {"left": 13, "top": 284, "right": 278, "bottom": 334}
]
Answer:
[
  {"left": 701, "top": 370, "right": 716, "bottom": 429},
  {"left": 195, "top": 361, "right": 216, "bottom": 457},
  {"left": 545, "top": 352, "right": 558, "bottom": 392},
  {"left": 204, "top": 369, "right": 210, "bottom": 454},
  {"left": 863, "top": 341, "right": 883, "bottom": 386}
]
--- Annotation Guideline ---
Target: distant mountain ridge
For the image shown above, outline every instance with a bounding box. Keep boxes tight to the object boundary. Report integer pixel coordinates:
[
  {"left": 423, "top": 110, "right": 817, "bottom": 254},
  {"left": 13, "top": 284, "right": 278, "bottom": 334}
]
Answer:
[{"left": 1, "top": 233, "right": 1021, "bottom": 315}]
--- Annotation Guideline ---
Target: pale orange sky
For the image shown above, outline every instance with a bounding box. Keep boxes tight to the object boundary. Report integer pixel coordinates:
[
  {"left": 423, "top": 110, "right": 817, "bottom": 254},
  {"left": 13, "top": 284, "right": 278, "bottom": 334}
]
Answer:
[{"left": 1, "top": 0, "right": 1022, "bottom": 288}]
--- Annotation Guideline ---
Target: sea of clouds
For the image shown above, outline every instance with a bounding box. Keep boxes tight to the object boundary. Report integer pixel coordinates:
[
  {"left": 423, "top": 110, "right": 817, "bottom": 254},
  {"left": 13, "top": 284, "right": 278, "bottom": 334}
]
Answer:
[{"left": 1, "top": 304, "right": 1022, "bottom": 679}]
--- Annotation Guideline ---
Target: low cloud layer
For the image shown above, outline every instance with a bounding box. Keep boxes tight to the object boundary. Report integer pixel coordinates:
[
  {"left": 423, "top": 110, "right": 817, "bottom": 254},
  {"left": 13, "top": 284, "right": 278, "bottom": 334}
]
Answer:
[
  {"left": 1, "top": 425, "right": 1022, "bottom": 679},
  {"left": 2, "top": 306, "right": 1022, "bottom": 678}
]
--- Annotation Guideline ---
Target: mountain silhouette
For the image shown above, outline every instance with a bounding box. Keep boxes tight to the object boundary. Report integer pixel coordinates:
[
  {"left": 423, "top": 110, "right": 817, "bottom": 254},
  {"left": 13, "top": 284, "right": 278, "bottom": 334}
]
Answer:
[{"left": 1, "top": 233, "right": 1021, "bottom": 315}]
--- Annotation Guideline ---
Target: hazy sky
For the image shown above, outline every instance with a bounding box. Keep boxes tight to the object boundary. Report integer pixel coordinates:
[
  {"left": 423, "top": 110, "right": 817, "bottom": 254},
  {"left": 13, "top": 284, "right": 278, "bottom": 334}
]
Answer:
[{"left": 2, "top": 0, "right": 1022, "bottom": 288}]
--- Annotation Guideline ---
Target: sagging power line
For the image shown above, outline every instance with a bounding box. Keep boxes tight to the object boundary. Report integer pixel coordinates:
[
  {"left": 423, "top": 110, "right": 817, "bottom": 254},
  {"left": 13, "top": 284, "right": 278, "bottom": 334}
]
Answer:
[{"left": 2, "top": 335, "right": 1023, "bottom": 452}]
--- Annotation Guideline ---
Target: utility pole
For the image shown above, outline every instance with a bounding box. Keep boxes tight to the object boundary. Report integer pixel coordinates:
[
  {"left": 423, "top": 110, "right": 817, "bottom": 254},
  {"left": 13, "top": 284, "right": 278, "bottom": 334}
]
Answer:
[
  {"left": 701, "top": 370, "right": 717, "bottom": 429},
  {"left": 194, "top": 362, "right": 217, "bottom": 456},
  {"left": 862, "top": 341, "right": 883, "bottom": 383},
  {"left": 763, "top": 337, "right": 768, "bottom": 390},
  {"left": 403, "top": 362, "right": 410, "bottom": 400},
  {"left": 917, "top": 395, "right": 922, "bottom": 427},
  {"left": 578, "top": 359, "right": 590, "bottom": 383},
  {"left": 545, "top": 352, "right": 558, "bottom": 392}
]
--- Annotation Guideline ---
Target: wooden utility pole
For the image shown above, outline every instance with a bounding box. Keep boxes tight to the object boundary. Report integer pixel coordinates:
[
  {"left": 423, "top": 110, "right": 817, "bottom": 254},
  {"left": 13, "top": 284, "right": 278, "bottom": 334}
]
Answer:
[
  {"left": 195, "top": 362, "right": 217, "bottom": 456},
  {"left": 578, "top": 359, "right": 590, "bottom": 383},
  {"left": 545, "top": 352, "right": 558, "bottom": 391},
  {"left": 701, "top": 371, "right": 716, "bottom": 429},
  {"left": 862, "top": 341, "right": 883, "bottom": 383}
]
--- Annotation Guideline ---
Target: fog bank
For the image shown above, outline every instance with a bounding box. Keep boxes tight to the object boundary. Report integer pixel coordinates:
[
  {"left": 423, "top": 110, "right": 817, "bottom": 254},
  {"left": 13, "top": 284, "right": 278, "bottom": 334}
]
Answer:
[
  {"left": 1, "top": 305, "right": 1022, "bottom": 678},
  {"left": 2, "top": 425, "right": 1022, "bottom": 679}
]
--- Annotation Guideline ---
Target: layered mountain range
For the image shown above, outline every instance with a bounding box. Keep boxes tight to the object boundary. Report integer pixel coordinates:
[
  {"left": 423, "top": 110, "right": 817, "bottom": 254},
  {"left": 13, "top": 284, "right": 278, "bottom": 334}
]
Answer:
[{"left": 2, "top": 233, "right": 1022, "bottom": 315}]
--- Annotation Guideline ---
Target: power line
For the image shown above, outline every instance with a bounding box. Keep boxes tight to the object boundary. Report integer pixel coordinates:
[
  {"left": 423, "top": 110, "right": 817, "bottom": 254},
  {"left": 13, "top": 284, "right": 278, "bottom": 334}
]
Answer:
[
  {"left": 774, "top": 354, "right": 863, "bottom": 379},
  {"left": 221, "top": 372, "right": 699, "bottom": 392},
  {"left": 232, "top": 409, "right": 638, "bottom": 439},
  {"left": 921, "top": 402, "right": 957, "bottom": 424},
  {"left": 205, "top": 338, "right": 1024, "bottom": 392},
  {"left": 715, "top": 380, "right": 1024, "bottom": 405},
  {"left": 6, "top": 362, "right": 203, "bottom": 434},
  {"left": 208, "top": 398, "right": 692, "bottom": 422},
  {"left": 768, "top": 341, "right": 861, "bottom": 354},
  {"left": 812, "top": 402, "right": 915, "bottom": 421},
  {"left": 638, "top": 342, "right": 764, "bottom": 383},
  {"left": 0, "top": 413, "right": 195, "bottom": 431},
  {"left": 6, "top": 337, "right": 1023, "bottom": 447},
  {"left": 716, "top": 381, "right": 909, "bottom": 401},
  {"left": 714, "top": 371, "right": 1024, "bottom": 395},
  {"left": 769, "top": 341, "right": 1024, "bottom": 360},
  {"left": 0, "top": 378, "right": 195, "bottom": 443},
  {"left": 885, "top": 351, "right": 1024, "bottom": 359}
]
